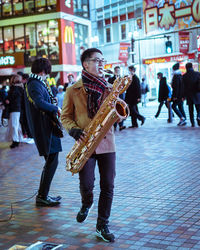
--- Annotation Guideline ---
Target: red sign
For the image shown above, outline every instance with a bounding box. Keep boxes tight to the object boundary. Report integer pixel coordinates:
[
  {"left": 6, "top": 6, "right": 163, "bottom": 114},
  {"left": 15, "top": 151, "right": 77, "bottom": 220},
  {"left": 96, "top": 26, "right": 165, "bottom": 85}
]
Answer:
[
  {"left": 179, "top": 31, "right": 190, "bottom": 53},
  {"left": 197, "top": 35, "right": 200, "bottom": 52},
  {"left": 118, "top": 42, "right": 130, "bottom": 62},
  {"left": 143, "top": 53, "right": 195, "bottom": 65}
]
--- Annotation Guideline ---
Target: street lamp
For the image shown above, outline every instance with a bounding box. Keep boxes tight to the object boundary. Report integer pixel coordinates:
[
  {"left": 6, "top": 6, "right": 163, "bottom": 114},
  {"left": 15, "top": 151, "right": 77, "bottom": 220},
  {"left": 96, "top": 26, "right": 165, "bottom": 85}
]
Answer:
[{"left": 128, "top": 31, "right": 139, "bottom": 64}]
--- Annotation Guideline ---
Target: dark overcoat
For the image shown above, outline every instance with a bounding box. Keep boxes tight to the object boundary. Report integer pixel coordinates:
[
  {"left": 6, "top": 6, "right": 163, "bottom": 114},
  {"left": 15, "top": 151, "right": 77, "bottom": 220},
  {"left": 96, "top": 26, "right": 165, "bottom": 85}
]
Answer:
[
  {"left": 125, "top": 74, "right": 141, "bottom": 106},
  {"left": 171, "top": 72, "right": 184, "bottom": 100},
  {"left": 24, "top": 77, "right": 62, "bottom": 156},
  {"left": 158, "top": 77, "right": 169, "bottom": 102},
  {"left": 7, "top": 85, "right": 24, "bottom": 112},
  {"left": 182, "top": 69, "right": 200, "bottom": 105}
]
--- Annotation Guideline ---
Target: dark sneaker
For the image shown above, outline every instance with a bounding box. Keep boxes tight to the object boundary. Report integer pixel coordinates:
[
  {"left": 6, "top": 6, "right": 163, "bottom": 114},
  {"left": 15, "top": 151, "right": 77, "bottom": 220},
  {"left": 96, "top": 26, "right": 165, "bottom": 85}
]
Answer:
[
  {"left": 10, "top": 141, "right": 19, "bottom": 149},
  {"left": 76, "top": 205, "right": 91, "bottom": 223},
  {"left": 96, "top": 224, "right": 115, "bottom": 242},
  {"left": 141, "top": 117, "right": 146, "bottom": 126},
  {"left": 48, "top": 195, "right": 62, "bottom": 201},
  {"left": 36, "top": 195, "right": 60, "bottom": 207},
  {"left": 119, "top": 126, "right": 126, "bottom": 131}
]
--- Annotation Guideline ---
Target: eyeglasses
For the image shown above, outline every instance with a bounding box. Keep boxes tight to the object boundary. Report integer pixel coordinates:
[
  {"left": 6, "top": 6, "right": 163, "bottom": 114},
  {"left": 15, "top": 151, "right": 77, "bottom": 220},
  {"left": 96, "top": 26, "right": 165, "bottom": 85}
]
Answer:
[{"left": 88, "top": 58, "right": 107, "bottom": 65}]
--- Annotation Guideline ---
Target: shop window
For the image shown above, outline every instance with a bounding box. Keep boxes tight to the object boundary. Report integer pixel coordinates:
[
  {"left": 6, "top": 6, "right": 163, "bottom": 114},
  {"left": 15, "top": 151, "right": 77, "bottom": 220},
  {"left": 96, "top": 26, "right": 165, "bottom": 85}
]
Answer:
[
  {"left": 2, "top": 0, "right": 12, "bottom": 17},
  {"left": 24, "top": 0, "right": 35, "bottom": 14},
  {"left": 48, "top": 20, "right": 59, "bottom": 60},
  {"left": 25, "top": 23, "right": 37, "bottom": 63},
  {"left": 0, "top": 28, "right": 3, "bottom": 54},
  {"left": 14, "top": 25, "right": 25, "bottom": 52},
  {"left": 37, "top": 22, "right": 48, "bottom": 58},
  {"left": 13, "top": 0, "right": 23, "bottom": 15},
  {"left": 35, "top": 0, "right": 47, "bottom": 12},
  {"left": 47, "top": 0, "right": 57, "bottom": 10},
  {"left": 4, "top": 26, "right": 14, "bottom": 54},
  {"left": 106, "top": 27, "right": 111, "bottom": 43},
  {"left": 121, "top": 24, "right": 126, "bottom": 40}
]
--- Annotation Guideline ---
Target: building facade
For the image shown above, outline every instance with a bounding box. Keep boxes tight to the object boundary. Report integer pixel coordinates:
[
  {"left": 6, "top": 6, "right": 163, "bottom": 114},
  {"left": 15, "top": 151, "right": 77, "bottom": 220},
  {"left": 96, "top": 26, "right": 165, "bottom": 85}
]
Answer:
[
  {"left": 0, "top": 0, "right": 91, "bottom": 86},
  {"left": 90, "top": 0, "right": 200, "bottom": 99}
]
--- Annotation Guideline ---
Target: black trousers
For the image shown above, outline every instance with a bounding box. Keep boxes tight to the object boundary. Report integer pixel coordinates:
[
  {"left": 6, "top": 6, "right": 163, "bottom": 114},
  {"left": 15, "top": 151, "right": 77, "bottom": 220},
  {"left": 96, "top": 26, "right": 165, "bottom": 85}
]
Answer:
[
  {"left": 38, "top": 152, "right": 59, "bottom": 198},
  {"left": 172, "top": 100, "right": 186, "bottom": 119},
  {"left": 188, "top": 103, "right": 200, "bottom": 125},
  {"left": 129, "top": 104, "right": 144, "bottom": 127},
  {"left": 155, "top": 101, "right": 168, "bottom": 117},
  {"left": 79, "top": 152, "right": 116, "bottom": 225}
]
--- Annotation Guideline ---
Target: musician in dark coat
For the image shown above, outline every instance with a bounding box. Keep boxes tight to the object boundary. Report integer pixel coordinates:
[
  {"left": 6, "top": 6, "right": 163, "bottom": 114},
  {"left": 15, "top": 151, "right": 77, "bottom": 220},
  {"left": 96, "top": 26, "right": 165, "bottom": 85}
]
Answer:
[
  {"left": 182, "top": 62, "right": 200, "bottom": 127},
  {"left": 125, "top": 65, "right": 145, "bottom": 127},
  {"left": 155, "top": 72, "right": 169, "bottom": 118},
  {"left": 24, "top": 58, "right": 62, "bottom": 207}
]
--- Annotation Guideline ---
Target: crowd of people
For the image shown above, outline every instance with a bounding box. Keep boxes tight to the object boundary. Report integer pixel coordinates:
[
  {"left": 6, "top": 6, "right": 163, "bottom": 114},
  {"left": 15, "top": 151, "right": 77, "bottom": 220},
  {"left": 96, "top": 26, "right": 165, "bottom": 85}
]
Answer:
[{"left": 0, "top": 49, "right": 200, "bottom": 244}]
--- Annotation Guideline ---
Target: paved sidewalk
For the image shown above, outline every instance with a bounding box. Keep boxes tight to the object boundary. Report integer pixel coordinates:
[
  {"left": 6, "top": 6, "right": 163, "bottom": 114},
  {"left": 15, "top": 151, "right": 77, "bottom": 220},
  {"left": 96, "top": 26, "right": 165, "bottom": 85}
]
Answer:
[{"left": 0, "top": 102, "right": 200, "bottom": 249}]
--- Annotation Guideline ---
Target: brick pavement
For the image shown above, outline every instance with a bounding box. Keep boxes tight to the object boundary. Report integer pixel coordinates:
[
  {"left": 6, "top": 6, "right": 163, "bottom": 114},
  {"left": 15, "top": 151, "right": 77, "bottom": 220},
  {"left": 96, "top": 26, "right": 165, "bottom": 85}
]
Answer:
[{"left": 0, "top": 102, "right": 200, "bottom": 249}]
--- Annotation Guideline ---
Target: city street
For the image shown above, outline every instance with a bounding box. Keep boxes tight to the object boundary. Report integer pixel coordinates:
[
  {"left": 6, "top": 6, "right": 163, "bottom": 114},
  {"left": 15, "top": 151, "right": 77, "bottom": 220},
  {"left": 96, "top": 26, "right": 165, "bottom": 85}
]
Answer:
[{"left": 0, "top": 102, "right": 200, "bottom": 249}]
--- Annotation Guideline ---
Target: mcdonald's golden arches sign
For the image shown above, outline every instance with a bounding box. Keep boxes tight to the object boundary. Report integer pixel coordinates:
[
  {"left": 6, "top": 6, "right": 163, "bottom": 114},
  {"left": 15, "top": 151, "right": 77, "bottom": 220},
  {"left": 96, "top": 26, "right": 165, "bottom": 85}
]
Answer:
[{"left": 64, "top": 26, "right": 74, "bottom": 44}]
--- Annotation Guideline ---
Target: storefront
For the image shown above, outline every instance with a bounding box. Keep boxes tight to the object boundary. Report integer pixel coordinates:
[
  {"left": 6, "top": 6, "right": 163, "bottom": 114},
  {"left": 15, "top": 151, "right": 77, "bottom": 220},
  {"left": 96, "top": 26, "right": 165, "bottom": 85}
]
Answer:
[
  {"left": 143, "top": 52, "right": 198, "bottom": 99},
  {"left": 0, "top": 0, "right": 90, "bottom": 86}
]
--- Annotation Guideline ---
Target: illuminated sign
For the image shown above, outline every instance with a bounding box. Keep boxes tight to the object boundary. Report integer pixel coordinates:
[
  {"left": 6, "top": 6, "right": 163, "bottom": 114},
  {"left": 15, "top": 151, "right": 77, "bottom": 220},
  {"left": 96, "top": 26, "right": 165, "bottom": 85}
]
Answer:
[
  {"left": 179, "top": 32, "right": 190, "bottom": 54},
  {"left": 197, "top": 35, "right": 200, "bottom": 52},
  {"left": 65, "top": 0, "right": 71, "bottom": 8},
  {"left": 47, "top": 77, "right": 56, "bottom": 86},
  {"left": 0, "top": 56, "right": 15, "bottom": 66},
  {"left": 144, "top": 0, "right": 200, "bottom": 34},
  {"left": 143, "top": 53, "right": 195, "bottom": 64},
  {"left": 64, "top": 26, "right": 74, "bottom": 44}
]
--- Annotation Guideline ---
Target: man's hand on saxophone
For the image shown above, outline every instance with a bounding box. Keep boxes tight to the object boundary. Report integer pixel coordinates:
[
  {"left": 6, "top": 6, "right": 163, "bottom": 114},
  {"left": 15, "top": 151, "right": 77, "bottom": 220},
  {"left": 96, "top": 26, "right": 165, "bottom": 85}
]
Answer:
[{"left": 69, "top": 128, "right": 84, "bottom": 141}]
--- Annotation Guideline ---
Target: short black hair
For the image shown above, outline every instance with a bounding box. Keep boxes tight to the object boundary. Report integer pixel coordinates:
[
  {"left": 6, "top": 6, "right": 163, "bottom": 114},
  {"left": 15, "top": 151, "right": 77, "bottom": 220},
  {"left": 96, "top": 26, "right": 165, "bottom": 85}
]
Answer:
[
  {"left": 31, "top": 58, "right": 51, "bottom": 74},
  {"left": 80, "top": 48, "right": 102, "bottom": 67},
  {"left": 114, "top": 66, "right": 120, "bottom": 71},
  {"left": 157, "top": 72, "right": 163, "bottom": 77},
  {"left": 128, "top": 65, "right": 136, "bottom": 72},
  {"left": 186, "top": 62, "right": 193, "bottom": 71}
]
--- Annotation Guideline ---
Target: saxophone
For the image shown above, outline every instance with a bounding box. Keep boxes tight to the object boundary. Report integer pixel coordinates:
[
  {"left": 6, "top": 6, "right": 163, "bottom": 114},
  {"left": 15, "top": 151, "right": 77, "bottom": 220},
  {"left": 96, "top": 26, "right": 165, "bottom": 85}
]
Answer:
[{"left": 66, "top": 76, "right": 131, "bottom": 175}]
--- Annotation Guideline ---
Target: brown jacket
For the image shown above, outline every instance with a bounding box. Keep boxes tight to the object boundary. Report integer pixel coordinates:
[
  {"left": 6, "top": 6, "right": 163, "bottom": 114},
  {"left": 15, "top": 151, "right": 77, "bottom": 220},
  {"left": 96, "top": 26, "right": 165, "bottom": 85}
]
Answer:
[{"left": 61, "top": 79, "right": 115, "bottom": 154}]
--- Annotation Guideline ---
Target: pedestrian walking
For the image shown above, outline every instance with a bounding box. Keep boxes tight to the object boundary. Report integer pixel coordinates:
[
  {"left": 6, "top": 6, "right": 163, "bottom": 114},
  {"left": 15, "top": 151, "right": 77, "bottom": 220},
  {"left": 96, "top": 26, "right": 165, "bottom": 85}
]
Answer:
[
  {"left": 24, "top": 58, "right": 62, "bottom": 207},
  {"left": 140, "top": 77, "right": 149, "bottom": 107},
  {"left": 108, "top": 66, "right": 126, "bottom": 131},
  {"left": 5, "top": 74, "right": 24, "bottom": 148},
  {"left": 155, "top": 72, "right": 169, "bottom": 118},
  {"left": 182, "top": 62, "right": 200, "bottom": 127},
  {"left": 125, "top": 65, "right": 145, "bottom": 128},
  {"left": 63, "top": 73, "right": 75, "bottom": 91},
  {"left": 56, "top": 85, "right": 65, "bottom": 109},
  {"left": 61, "top": 48, "right": 116, "bottom": 243},
  {"left": 171, "top": 63, "right": 186, "bottom": 126},
  {"left": 0, "top": 83, "right": 8, "bottom": 126}
]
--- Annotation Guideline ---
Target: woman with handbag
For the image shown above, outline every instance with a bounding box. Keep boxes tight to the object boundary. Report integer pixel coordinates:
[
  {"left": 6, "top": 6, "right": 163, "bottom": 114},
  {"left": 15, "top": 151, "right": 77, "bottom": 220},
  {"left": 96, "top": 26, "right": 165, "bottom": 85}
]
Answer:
[{"left": 5, "top": 74, "right": 24, "bottom": 148}]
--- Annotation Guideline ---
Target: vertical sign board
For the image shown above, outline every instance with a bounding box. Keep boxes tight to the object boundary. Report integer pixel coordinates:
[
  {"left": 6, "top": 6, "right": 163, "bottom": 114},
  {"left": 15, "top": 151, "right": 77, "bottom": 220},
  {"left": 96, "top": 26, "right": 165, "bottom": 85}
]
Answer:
[
  {"left": 179, "top": 31, "right": 190, "bottom": 54},
  {"left": 197, "top": 35, "right": 200, "bottom": 52},
  {"left": 118, "top": 42, "right": 131, "bottom": 62}
]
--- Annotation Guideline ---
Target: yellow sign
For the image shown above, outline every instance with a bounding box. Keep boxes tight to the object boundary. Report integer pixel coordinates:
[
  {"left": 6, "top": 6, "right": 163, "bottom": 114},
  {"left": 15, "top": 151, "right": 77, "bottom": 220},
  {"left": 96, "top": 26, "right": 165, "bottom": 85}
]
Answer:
[
  {"left": 47, "top": 77, "right": 56, "bottom": 86},
  {"left": 64, "top": 26, "right": 74, "bottom": 44}
]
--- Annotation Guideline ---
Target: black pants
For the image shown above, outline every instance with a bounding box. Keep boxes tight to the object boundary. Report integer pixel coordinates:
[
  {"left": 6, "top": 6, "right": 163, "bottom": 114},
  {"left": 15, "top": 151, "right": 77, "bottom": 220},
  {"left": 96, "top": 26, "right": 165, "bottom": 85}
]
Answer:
[
  {"left": 79, "top": 152, "right": 116, "bottom": 225},
  {"left": 172, "top": 100, "right": 186, "bottom": 119},
  {"left": 129, "top": 104, "right": 144, "bottom": 127},
  {"left": 38, "top": 152, "right": 59, "bottom": 198},
  {"left": 155, "top": 101, "right": 168, "bottom": 117},
  {"left": 188, "top": 103, "right": 200, "bottom": 125}
]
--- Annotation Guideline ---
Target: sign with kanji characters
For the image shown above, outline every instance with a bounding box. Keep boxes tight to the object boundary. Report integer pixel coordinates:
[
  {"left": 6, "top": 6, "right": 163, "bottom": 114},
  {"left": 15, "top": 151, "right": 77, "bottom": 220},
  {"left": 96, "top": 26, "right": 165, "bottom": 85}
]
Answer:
[
  {"left": 143, "top": 0, "right": 200, "bottom": 34},
  {"left": 179, "top": 31, "right": 190, "bottom": 53},
  {"left": 143, "top": 52, "right": 195, "bottom": 64},
  {"left": 118, "top": 42, "right": 130, "bottom": 62}
]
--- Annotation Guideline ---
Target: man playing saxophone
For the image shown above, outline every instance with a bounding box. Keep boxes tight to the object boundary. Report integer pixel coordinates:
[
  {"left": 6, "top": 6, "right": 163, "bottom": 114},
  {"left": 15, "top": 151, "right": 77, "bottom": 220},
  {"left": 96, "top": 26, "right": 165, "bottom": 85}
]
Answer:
[{"left": 61, "top": 48, "right": 116, "bottom": 242}]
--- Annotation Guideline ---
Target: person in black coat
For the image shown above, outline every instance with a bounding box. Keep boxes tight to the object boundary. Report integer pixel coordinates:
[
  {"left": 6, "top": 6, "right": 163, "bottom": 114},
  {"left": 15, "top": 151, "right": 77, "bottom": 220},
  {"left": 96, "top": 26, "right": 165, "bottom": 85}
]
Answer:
[
  {"left": 108, "top": 66, "right": 126, "bottom": 131},
  {"left": 125, "top": 65, "right": 145, "bottom": 128},
  {"left": 171, "top": 63, "right": 186, "bottom": 126},
  {"left": 24, "top": 58, "right": 62, "bottom": 207},
  {"left": 182, "top": 62, "right": 200, "bottom": 127},
  {"left": 155, "top": 72, "right": 169, "bottom": 118}
]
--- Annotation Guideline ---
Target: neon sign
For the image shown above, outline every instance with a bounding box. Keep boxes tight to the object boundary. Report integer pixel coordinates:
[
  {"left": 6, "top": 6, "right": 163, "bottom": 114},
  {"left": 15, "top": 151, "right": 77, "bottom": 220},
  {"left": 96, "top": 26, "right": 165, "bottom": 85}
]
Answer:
[
  {"left": 0, "top": 56, "right": 15, "bottom": 66},
  {"left": 65, "top": 0, "right": 71, "bottom": 8}
]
